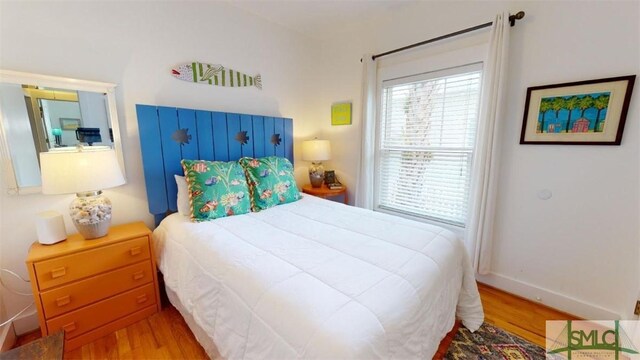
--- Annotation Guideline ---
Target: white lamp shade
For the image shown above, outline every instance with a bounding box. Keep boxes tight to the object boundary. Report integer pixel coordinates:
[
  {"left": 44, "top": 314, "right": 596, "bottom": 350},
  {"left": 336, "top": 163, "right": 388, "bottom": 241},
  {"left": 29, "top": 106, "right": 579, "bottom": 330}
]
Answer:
[
  {"left": 301, "top": 139, "right": 331, "bottom": 162},
  {"left": 40, "top": 147, "right": 125, "bottom": 194}
]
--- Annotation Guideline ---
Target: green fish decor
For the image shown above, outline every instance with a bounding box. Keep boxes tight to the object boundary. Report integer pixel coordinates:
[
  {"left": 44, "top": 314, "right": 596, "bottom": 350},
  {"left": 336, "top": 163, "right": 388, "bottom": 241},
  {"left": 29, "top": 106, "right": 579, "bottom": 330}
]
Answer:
[{"left": 171, "top": 62, "right": 262, "bottom": 90}]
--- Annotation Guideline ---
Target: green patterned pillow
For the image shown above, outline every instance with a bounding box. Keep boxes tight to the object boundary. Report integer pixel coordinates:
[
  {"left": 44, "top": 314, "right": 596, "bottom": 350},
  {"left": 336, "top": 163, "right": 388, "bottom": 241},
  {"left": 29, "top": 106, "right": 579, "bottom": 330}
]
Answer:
[
  {"left": 181, "top": 160, "right": 251, "bottom": 221},
  {"left": 239, "top": 156, "right": 301, "bottom": 212}
]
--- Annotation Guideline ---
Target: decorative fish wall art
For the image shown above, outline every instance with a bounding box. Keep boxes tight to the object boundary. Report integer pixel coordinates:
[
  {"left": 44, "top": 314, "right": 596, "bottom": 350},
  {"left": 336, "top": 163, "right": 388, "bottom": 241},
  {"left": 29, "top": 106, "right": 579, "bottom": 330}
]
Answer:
[{"left": 171, "top": 62, "right": 262, "bottom": 90}]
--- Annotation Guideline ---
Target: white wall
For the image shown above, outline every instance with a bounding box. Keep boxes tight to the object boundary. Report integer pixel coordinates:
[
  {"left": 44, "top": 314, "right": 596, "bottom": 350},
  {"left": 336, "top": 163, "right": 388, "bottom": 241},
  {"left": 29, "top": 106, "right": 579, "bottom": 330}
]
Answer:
[
  {"left": 486, "top": 0, "right": 639, "bottom": 320},
  {"left": 315, "top": 1, "right": 640, "bottom": 319},
  {"left": 0, "top": 1, "right": 324, "bottom": 334}
]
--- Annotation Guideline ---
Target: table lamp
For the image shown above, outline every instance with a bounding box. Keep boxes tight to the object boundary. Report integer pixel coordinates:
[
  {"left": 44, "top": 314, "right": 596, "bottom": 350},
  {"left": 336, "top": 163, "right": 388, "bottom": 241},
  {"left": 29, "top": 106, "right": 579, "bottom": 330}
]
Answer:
[
  {"left": 40, "top": 146, "right": 125, "bottom": 239},
  {"left": 301, "top": 139, "right": 331, "bottom": 188}
]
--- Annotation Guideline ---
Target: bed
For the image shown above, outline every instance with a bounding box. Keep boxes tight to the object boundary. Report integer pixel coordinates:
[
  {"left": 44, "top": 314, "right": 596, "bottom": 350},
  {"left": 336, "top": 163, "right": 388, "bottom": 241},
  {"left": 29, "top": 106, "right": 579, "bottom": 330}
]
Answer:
[{"left": 136, "top": 105, "right": 484, "bottom": 359}]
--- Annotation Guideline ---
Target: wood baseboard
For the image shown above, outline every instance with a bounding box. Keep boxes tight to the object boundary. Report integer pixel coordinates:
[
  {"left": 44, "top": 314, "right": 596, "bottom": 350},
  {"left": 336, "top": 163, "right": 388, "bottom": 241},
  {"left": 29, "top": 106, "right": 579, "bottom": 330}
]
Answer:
[
  {"left": 0, "top": 322, "right": 16, "bottom": 353},
  {"left": 477, "top": 272, "right": 620, "bottom": 319},
  {"left": 478, "top": 282, "right": 580, "bottom": 319}
]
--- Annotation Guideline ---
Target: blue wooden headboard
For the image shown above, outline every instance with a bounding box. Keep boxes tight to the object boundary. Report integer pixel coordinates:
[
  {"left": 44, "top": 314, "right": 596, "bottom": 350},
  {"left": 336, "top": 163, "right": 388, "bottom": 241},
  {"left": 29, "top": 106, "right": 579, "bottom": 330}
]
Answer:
[{"left": 136, "top": 104, "right": 293, "bottom": 225}]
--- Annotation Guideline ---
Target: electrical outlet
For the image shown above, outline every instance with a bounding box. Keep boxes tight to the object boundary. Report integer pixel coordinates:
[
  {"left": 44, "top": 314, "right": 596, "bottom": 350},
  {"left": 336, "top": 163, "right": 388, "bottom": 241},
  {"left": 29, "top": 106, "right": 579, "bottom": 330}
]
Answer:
[{"left": 635, "top": 300, "right": 640, "bottom": 316}]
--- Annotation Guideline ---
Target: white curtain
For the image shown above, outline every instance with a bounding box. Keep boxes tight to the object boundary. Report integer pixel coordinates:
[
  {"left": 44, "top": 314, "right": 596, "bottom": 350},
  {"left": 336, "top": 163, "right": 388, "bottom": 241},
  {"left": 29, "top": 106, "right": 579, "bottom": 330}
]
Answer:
[
  {"left": 355, "top": 54, "right": 377, "bottom": 209},
  {"left": 466, "top": 12, "right": 510, "bottom": 274}
]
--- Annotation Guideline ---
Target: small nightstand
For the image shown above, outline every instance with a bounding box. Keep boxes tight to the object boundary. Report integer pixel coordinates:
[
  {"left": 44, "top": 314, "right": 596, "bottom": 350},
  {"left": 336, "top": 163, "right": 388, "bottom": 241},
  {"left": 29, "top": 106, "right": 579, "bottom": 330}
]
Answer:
[
  {"left": 302, "top": 184, "right": 348, "bottom": 204},
  {"left": 25, "top": 222, "right": 161, "bottom": 351}
]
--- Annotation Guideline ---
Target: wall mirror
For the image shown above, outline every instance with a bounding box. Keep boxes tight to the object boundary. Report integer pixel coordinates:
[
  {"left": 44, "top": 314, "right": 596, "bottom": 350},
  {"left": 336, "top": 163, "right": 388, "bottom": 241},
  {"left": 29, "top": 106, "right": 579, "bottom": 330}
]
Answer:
[{"left": 0, "top": 70, "right": 126, "bottom": 194}]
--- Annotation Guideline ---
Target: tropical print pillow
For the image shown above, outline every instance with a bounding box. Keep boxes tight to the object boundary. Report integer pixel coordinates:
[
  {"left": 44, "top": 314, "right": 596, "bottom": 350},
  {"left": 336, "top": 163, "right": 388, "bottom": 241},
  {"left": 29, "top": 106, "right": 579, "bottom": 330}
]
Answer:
[
  {"left": 181, "top": 159, "right": 251, "bottom": 221},
  {"left": 239, "top": 156, "right": 301, "bottom": 212}
]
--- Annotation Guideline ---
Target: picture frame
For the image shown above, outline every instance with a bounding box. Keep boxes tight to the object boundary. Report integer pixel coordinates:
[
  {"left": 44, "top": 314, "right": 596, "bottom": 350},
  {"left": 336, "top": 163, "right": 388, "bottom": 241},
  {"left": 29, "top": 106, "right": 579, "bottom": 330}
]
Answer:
[
  {"left": 60, "top": 118, "right": 81, "bottom": 130},
  {"left": 324, "top": 170, "right": 336, "bottom": 185},
  {"left": 520, "top": 75, "right": 635, "bottom": 145},
  {"left": 331, "top": 102, "right": 352, "bottom": 126}
]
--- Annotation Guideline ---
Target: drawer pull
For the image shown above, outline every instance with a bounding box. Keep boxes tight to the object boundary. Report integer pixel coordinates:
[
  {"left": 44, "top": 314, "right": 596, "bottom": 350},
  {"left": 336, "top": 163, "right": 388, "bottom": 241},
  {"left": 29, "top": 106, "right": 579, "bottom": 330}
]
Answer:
[
  {"left": 62, "top": 322, "right": 77, "bottom": 333},
  {"left": 51, "top": 267, "right": 66, "bottom": 279},
  {"left": 130, "top": 246, "right": 142, "bottom": 256},
  {"left": 132, "top": 271, "right": 145, "bottom": 280},
  {"left": 136, "top": 294, "right": 148, "bottom": 304},
  {"left": 56, "top": 295, "right": 71, "bottom": 307}
]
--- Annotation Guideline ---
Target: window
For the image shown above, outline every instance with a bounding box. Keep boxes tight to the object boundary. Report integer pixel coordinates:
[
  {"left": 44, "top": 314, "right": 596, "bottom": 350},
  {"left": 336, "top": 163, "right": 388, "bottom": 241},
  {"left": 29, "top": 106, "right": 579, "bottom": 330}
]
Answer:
[{"left": 376, "top": 63, "right": 482, "bottom": 227}]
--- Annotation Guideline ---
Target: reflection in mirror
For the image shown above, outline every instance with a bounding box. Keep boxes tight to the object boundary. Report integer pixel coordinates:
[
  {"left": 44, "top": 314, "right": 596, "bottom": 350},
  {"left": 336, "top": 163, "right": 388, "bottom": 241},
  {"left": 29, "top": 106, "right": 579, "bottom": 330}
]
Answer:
[{"left": 0, "top": 70, "right": 125, "bottom": 194}]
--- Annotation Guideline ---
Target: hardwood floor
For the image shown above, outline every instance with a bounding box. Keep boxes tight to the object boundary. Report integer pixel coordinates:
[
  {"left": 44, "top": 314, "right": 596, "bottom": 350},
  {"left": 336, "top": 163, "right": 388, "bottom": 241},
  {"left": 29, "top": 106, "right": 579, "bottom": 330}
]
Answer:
[
  {"left": 15, "top": 306, "right": 211, "bottom": 360},
  {"left": 14, "top": 282, "right": 578, "bottom": 358},
  {"left": 478, "top": 282, "right": 579, "bottom": 346}
]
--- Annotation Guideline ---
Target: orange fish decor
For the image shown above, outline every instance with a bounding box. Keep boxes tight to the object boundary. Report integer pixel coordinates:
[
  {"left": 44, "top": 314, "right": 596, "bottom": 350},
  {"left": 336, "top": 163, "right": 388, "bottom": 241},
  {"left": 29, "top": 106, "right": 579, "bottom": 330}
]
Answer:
[
  {"left": 192, "top": 162, "right": 209, "bottom": 173},
  {"left": 199, "top": 200, "right": 218, "bottom": 213}
]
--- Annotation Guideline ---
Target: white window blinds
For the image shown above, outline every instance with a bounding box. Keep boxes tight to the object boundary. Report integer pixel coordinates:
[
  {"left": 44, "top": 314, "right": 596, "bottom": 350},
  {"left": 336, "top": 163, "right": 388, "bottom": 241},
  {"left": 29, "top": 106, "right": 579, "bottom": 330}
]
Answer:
[{"left": 376, "top": 63, "right": 482, "bottom": 226}]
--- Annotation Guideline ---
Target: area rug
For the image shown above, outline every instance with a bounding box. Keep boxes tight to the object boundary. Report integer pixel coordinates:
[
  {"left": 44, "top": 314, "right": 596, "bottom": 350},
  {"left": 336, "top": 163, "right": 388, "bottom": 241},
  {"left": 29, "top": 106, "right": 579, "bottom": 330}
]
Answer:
[{"left": 443, "top": 323, "right": 547, "bottom": 359}]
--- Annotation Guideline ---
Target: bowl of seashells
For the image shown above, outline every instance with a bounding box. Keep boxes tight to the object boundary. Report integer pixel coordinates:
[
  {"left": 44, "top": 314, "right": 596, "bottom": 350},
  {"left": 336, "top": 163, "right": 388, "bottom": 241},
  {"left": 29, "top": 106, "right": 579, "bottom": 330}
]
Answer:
[{"left": 69, "top": 191, "right": 112, "bottom": 239}]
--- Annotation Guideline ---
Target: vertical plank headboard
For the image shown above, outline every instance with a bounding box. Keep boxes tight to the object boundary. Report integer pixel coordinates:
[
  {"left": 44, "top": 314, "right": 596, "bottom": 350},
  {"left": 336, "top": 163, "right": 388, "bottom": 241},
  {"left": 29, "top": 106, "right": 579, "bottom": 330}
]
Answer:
[{"left": 136, "top": 104, "right": 293, "bottom": 225}]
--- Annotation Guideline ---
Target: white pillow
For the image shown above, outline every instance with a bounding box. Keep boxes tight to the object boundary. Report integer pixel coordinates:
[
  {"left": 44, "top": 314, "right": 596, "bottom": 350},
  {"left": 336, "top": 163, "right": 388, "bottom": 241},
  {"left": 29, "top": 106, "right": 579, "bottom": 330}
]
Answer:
[{"left": 175, "top": 175, "right": 190, "bottom": 216}]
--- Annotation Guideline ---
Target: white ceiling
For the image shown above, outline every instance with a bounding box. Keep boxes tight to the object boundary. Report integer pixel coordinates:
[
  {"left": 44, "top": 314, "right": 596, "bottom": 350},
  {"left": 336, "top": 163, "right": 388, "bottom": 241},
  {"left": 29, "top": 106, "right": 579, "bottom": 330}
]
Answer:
[{"left": 227, "top": 1, "right": 411, "bottom": 39}]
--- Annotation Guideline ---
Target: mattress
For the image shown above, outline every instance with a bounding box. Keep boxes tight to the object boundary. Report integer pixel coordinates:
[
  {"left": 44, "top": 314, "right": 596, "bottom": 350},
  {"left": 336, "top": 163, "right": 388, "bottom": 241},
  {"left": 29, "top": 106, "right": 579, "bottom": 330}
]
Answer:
[{"left": 153, "top": 194, "right": 483, "bottom": 359}]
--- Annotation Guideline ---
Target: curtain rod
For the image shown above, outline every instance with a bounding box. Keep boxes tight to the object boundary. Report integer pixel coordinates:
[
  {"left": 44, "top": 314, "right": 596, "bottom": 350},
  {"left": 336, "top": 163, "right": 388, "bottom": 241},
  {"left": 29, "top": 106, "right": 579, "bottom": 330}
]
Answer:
[{"left": 363, "top": 11, "right": 525, "bottom": 62}]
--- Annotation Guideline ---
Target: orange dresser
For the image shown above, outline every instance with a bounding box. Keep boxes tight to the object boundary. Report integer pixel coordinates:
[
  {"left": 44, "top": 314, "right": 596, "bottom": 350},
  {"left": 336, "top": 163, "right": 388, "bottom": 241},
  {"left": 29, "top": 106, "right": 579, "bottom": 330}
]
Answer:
[{"left": 26, "top": 222, "right": 161, "bottom": 351}]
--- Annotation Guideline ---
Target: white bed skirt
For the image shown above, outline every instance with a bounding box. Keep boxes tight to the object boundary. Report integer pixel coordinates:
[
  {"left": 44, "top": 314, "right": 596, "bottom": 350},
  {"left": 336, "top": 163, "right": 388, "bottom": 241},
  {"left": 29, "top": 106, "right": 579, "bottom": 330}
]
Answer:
[{"left": 166, "top": 285, "right": 220, "bottom": 359}]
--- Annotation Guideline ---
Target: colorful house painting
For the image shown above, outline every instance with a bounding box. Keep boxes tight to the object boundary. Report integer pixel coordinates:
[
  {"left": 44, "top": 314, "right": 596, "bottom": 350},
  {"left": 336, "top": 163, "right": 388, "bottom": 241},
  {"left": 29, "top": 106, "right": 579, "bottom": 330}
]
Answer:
[
  {"left": 571, "top": 118, "right": 590, "bottom": 133},
  {"left": 536, "top": 92, "right": 611, "bottom": 134},
  {"left": 547, "top": 122, "right": 563, "bottom": 133}
]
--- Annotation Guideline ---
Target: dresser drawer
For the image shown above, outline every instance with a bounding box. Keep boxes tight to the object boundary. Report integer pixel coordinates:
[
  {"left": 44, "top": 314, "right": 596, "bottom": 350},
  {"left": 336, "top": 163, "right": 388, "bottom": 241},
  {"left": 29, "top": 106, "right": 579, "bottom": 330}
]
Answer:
[
  {"left": 40, "top": 261, "right": 154, "bottom": 319},
  {"left": 46, "top": 283, "right": 156, "bottom": 338},
  {"left": 34, "top": 237, "right": 150, "bottom": 290}
]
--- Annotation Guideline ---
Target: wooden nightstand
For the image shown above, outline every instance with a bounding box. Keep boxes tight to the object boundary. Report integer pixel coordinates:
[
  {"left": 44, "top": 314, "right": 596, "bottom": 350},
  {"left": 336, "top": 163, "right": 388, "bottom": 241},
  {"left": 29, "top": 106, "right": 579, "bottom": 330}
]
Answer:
[
  {"left": 302, "top": 184, "right": 348, "bottom": 204},
  {"left": 25, "top": 222, "right": 161, "bottom": 351}
]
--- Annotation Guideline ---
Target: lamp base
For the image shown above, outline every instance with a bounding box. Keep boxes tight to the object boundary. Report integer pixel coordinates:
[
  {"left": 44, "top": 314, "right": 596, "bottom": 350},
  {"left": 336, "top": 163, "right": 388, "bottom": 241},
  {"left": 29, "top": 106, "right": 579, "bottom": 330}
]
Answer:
[
  {"left": 309, "top": 162, "right": 324, "bottom": 188},
  {"left": 69, "top": 191, "right": 112, "bottom": 239}
]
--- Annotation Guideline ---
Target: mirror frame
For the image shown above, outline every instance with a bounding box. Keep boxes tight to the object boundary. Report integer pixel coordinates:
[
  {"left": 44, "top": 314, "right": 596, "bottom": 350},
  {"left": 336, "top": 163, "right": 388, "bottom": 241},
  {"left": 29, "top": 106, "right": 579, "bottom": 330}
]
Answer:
[{"left": 0, "top": 69, "right": 126, "bottom": 194}]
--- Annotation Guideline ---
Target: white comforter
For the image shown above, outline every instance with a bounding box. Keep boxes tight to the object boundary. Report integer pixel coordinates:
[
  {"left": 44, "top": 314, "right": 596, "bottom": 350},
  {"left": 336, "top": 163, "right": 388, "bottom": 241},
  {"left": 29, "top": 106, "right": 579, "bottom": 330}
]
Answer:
[{"left": 154, "top": 194, "right": 483, "bottom": 359}]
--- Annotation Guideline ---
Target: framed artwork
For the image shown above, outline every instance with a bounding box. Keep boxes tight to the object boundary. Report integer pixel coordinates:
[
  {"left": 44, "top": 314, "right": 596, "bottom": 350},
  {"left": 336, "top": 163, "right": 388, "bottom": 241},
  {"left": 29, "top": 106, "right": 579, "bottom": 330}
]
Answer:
[
  {"left": 331, "top": 102, "right": 352, "bottom": 126},
  {"left": 324, "top": 170, "right": 336, "bottom": 184},
  {"left": 60, "top": 118, "right": 80, "bottom": 130},
  {"left": 520, "top": 75, "right": 635, "bottom": 145}
]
